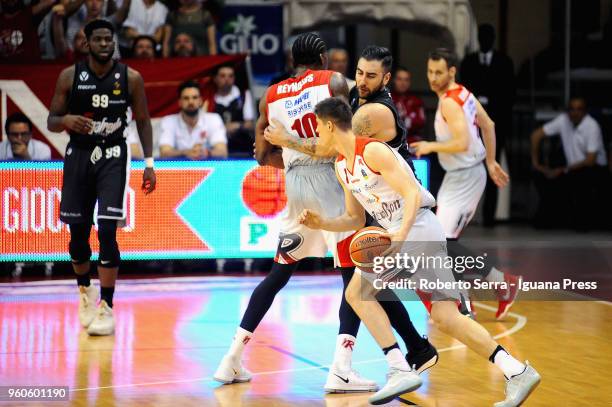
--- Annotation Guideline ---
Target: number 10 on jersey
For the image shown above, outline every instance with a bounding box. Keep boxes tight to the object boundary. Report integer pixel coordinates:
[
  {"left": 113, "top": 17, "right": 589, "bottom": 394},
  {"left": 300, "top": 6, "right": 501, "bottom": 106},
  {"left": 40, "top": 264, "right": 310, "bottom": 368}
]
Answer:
[{"left": 291, "top": 113, "right": 318, "bottom": 138}]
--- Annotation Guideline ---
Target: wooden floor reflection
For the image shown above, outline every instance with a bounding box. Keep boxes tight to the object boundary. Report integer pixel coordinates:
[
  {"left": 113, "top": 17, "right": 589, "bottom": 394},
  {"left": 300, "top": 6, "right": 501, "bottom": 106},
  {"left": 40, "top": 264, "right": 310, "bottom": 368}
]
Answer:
[{"left": 0, "top": 276, "right": 611, "bottom": 406}]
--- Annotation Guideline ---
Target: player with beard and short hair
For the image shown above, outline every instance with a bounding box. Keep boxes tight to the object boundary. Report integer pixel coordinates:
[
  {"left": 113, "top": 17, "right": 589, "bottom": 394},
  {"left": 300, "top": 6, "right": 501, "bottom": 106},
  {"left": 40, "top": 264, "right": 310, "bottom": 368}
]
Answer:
[
  {"left": 263, "top": 45, "right": 439, "bottom": 375},
  {"left": 47, "top": 19, "right": 156, "bottom": 336}
]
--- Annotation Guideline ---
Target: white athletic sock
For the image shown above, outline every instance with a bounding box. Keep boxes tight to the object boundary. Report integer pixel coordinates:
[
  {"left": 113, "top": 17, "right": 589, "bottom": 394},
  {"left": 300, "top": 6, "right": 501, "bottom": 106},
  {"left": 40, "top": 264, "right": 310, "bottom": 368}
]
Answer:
[
  {"left": 332, "top": 334, "right": 356, "bottom": 371},
  {"left": 385, "top": 348, "right": 410, "bottom": 371},
  {"left": 228, "top": 327, "right": 252, "bottom": 359},
  {"left": 485, "top": 267, "right": 505, "bottom": 283},
  {"left": 493, "top": 348, "right": 526, "bottom": 378}
]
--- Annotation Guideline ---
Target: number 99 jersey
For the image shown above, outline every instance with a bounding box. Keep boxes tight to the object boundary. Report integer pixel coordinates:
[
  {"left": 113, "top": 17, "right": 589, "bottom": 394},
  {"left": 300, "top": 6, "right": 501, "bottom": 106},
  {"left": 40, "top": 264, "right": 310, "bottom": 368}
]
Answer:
[{"left": 266, "top": 69, "right": 336, "bottom": 168}]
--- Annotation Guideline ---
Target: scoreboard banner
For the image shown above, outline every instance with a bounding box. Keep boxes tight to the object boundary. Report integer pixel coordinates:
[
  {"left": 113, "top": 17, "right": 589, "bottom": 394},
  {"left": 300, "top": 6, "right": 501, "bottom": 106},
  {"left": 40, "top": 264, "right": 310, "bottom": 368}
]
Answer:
[{"left": 0, "top": 159, "right": 429, "bottom": 262}]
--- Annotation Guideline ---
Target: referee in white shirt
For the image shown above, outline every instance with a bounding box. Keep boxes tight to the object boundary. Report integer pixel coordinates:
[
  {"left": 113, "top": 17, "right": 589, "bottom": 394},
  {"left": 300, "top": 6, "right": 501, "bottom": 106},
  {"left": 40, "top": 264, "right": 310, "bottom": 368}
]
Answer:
[
  {"left": 1, "top": 113, "right": 51, "bottom": 160},
  {"left": 531, "top": 97, "right": 609, "bottom": 230}
]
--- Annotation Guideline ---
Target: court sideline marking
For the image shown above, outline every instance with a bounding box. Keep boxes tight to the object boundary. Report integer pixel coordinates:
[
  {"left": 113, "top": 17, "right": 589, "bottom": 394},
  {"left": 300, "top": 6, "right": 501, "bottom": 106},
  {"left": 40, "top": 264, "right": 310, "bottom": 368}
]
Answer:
[{"left": 70, "top": 303, "right": 527, "bottom": 392}]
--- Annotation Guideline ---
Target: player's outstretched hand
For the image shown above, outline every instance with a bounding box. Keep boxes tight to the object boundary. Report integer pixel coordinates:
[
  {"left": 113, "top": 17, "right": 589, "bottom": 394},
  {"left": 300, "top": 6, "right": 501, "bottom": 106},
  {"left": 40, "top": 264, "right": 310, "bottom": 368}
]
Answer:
[
  {"left": 409, "top": 141, "right": 433, "bottom": 158},
  {"left": 379, "top": 232, "right": 404, "bottom": 257},
  {"left": 62, "top": 115, "right": 93, "bottom": 134},
  {"left": 486, "top": 160, "right": 510, "bottom": 188},
  {"left": 263, "top": 119, "right": 290, "bottom": 147},
  {"left": 142, "top": 167, "right": 156, "bottom": 194},
  {"left": 298, "top": 209, "right": 323, "bottom": 229}
]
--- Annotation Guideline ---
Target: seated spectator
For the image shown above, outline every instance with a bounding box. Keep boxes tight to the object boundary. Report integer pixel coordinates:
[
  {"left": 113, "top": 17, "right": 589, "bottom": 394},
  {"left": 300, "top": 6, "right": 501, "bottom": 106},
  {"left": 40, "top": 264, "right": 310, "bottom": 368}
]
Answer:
[
  {"left": 120, "top": 0, "right": 167, "bottom": 55},
  {"left": 162, "top": 0, "right": 216, "bottom": 57},
  {"left": 132, "top": 35, "right": 156, "bottom": 59},
  {"left": 1, "top": 0, "right": 55, "bottom": 62},
  {"left": 531, "top": 97, "right": 608, "bottom": 230},
  {"left": 159, "top": 81, "right": 227, "bottom": 159},
  {"left": 328, "top": 48, "right": 355, "bottom": 89},
  {"left": 391, "top": 66, "right": 425, "bottom": 143},
  {"left": 52, "top": 20, "right": 89, "bottom": 63},
  {"left": 172, "top": 32, "right": 196, "bottom": 57},
  {"left": 1, "top": 113, "right": 51, "bottom": 160},
  {"left": 213, "top": 65, "right": 255, "bottom": 156},
  {"left": 63, "top": 0, "right": 130, "bottom": 59}
]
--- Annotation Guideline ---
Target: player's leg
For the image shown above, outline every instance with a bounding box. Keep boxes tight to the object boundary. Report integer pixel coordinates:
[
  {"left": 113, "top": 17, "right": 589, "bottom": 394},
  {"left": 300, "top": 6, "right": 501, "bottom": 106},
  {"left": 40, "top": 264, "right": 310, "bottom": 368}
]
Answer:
[
  {"left": 214, "top": 228, "right": 308, "bottom": 384},
  {"left": 344, "top": 271, "right": 422, "bottom": 405},
  {"left": 87, "top": 141, "right": 129, "bottom": 335},
  {"left": 429, "top": 300, "right": 540, "bottom": 406},
  {"left": 60, "top": 143, "right": 99, "bottom": 329}
]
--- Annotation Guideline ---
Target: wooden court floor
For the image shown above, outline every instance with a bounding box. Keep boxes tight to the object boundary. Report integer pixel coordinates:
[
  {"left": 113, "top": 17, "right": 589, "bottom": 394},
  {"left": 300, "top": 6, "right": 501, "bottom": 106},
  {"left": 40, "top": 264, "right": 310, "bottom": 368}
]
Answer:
[{"left": 0, "top": 275, "right": 611, "bottom": 407}]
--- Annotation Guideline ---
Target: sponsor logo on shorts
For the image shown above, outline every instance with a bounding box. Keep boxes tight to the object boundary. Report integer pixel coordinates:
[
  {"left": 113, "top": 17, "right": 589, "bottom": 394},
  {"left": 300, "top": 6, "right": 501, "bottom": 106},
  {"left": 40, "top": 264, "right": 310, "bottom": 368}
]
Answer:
[
  {"left": 107, "top": 207, "right": 123, "bottom": 213},
  {"left": 60, "top": 211, "right": 81, "bottom": 217}
]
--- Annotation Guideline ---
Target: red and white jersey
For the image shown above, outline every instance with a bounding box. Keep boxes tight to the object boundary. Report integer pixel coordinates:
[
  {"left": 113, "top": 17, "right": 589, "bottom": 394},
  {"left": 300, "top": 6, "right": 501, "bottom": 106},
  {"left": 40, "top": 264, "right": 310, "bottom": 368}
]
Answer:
[
  {"left": 434, "top": 84, "right": 486, "bottom": 171},
  {"left": 335, "top": 138, "right": 436, "bottom": 231},
  {"left": 267, "top": 69, "right": 336, "bottom": 168}
]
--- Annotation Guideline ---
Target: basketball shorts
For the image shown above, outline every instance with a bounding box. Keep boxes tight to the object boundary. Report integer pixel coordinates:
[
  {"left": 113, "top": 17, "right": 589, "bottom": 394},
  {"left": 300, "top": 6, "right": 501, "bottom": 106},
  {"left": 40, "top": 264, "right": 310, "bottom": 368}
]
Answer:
[
  {"left": 275, "top": 163, "right": 354, "bottom": 268},
  {"left": 358, "top": 208, "right": 467, "bottom": 302},
  {"left": 436, "top": 163, "right": 487, "bottom": 239},
  {"left": 60, "top": 139, "right": 130, "bottom": 225}
]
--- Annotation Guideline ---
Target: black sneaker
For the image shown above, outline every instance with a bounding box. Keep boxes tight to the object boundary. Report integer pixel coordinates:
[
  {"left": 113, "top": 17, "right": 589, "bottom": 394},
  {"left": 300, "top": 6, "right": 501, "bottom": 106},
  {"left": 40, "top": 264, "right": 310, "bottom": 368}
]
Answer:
[{"left": 406, "top": 338, "right": 439, "bottom": 374}]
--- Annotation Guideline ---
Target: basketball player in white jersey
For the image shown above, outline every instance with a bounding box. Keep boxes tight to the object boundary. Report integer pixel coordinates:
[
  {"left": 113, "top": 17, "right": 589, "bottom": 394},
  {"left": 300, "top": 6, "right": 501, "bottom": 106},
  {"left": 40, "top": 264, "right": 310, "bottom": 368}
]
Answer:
[
  {"left": 410, "top": 48, "right": 521, "bottom": 320},
  {"left": 301, "top": 97, "right": 541, "bottom": 407},
  {"left": 213, "top": 32, "right": 379, "bottom": 393}
]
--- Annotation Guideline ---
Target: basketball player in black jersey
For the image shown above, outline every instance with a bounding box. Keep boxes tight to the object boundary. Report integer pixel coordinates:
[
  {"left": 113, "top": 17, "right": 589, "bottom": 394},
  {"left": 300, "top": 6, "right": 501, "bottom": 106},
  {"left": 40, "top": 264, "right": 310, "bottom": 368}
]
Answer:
[
  {"left": 47, "top": 19, "right": 156, "bottom": 336},
  {"left": 263, "top": 45, "right": 438, "bottom": 375}
]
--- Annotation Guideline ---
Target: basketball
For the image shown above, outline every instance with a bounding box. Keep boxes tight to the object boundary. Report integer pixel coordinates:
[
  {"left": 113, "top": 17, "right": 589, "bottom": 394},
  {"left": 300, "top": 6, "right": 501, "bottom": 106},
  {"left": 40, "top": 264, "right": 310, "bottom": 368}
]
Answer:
[{"left": 349, "top": 226, "right": 391, "bottom": 273}]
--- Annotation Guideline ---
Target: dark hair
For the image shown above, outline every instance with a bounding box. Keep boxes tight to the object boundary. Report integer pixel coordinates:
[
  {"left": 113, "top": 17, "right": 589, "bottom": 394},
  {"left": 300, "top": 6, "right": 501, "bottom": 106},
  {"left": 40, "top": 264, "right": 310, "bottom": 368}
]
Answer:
[
  {"left": 84, "top": 19, "right": 115, "bottom": 39},
  {"left": 5, "top": 112, "right": 32, "bottom": 134},
  {"left": 314, "top": 97, "right": 352, "bottom": 132},
  {"left": 213, "top": 63, "right": 235, "bottom": 76},
  {"left": 132, "top": 35, "right": 156, "bottom": 52},
  {"left": 394, "top": 65, "right": 410, "bottom": 75},
  {"left": 292, "top": 32, "right": 327, "bottom": 67},
  {"left": 178, "top": 80, "right": 200, "bottom": 97},
  {"left": 360, "top": 45, "right": 393, "bottom": 73},
  {"left": 428, "top": 47, "right": 458, "bottom": 69}
]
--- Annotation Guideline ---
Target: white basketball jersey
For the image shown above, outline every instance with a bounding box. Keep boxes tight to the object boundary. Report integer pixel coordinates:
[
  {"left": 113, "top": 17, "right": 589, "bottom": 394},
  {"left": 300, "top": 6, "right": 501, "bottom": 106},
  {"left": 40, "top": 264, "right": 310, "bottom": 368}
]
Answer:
[
  {"left": 267, "top": 69, "right": 336, "bottom": 168},
  {"left": 335, "top": 138, "right": 436, "bottom": 231},
  {"left": 434, "top": 84, "right": 486, "bottom": 171}
]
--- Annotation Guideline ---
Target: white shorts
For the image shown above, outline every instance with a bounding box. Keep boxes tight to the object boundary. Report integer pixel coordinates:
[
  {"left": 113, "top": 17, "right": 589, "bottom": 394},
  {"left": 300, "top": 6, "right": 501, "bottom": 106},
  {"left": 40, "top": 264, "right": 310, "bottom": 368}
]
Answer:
[
  {"left": 357, "top": 209, "right": 467, "bottom": 302},
  {"left": 275, "top": 163, "right": 354, "bottom": 268},
  {"left": 436, "top": 163, "right": 487, "bottom": 239}
]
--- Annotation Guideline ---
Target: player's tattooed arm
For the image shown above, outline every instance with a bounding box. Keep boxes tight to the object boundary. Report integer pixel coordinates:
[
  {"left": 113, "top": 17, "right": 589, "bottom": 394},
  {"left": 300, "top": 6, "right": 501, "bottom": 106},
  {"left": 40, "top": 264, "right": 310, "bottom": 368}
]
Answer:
[
  {"left": 264, "top": 119, "right": 336, "bottom": 158},
  {"left": 351, "top": 103, "right": 395, "bottom": 142},
  {"left": 255, "top": 89, "right": 284, "bottom": 169}
]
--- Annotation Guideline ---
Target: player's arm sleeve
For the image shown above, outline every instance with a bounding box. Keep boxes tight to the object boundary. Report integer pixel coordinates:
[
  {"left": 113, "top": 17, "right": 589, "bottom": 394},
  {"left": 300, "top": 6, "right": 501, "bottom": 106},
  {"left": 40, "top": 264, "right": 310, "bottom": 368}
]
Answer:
[{"left": 542, "top": 114, "right": 564, "bottom": 136}]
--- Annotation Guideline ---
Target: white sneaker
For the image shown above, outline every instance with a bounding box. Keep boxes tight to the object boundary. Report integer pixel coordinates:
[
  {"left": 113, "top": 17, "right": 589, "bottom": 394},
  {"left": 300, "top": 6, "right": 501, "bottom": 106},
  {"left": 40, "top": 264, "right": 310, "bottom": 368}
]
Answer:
[
  {"left": 324, "top": 366, "right": 378, "bottom": 393},
  {"left": 213, "top": 354, "right": 252, "bottom": 384},
  {"left": 87, "top": 300, "right": 115, "bottom": 336},
  {"left": 368, "top": 367, "right": 422, "bottom": 405},
  {"left": 78, "top": 284, "right": 99, "bottom": 328}
]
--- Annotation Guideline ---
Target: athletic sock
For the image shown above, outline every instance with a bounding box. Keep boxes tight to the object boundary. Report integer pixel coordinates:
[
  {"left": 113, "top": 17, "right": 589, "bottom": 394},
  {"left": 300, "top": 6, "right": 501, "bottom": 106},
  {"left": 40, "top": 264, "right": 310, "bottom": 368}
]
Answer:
[
  {"left": 76, "top": 272, "right": 91, "bottom": 288},
  {"left": 332, "top": 334, "right": 356, "bottom": 371},
  {"left": 485, "top": 267, "right": 505, "bottom": 283},
  {"left": 228, "top": 327, "right": 253, "bottom": 359},
  {"left": 379, "top": 294, "right": 428, "bottom": 353},
  {"left": 489, "top": 345, "right": 526, "bottom": 378},
  {"left": 383, "top": 344, "right": 409, "bottom": 370},
  {"left": 100, "top": 286, "right": 114, "bottom": 308}
]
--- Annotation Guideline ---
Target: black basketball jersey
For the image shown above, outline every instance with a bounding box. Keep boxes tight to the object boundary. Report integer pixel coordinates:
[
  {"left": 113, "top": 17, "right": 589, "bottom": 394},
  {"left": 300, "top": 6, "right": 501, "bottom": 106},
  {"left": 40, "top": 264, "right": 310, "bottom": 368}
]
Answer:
[
  {"left": 349, "top": 85, "right": 415, "bottom": 168},
  {"left": 68, "top": 61, "right": 129, "bottom": 145}
]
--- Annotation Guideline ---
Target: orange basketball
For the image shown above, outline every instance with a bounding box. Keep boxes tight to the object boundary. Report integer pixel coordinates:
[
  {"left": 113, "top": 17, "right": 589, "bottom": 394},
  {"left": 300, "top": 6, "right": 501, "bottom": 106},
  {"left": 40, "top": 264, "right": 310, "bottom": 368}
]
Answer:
[
  {"left": 242, "top": 166, "right": 287, "bottom": 218},
  {"left": 349, "top": 226, "right": 391, "bottom": 273}
]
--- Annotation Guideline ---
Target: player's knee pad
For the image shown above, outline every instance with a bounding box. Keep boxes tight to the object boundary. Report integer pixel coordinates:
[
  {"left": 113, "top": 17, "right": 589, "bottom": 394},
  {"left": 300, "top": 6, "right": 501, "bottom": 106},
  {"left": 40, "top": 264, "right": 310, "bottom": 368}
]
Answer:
[
  {"left": 98, "top": 220, "right": 120, "bottom": 268},
  {"left": 68, "top": 223, "right": 92, "bottom": 264}
]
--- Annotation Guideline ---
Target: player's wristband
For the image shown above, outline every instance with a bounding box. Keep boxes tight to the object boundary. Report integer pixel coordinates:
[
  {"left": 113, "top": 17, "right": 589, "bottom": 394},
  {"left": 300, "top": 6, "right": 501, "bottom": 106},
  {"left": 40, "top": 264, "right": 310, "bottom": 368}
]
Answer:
[{"left": 145, "top": 157, "right": 154, "bottom": 168}]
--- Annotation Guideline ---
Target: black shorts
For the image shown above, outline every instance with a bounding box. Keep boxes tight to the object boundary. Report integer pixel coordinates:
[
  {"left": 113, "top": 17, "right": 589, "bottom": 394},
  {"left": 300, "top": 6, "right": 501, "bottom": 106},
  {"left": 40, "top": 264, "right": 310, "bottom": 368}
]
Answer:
[{"left": 60, "top": 140, "right": 130, "bottom": 225}]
